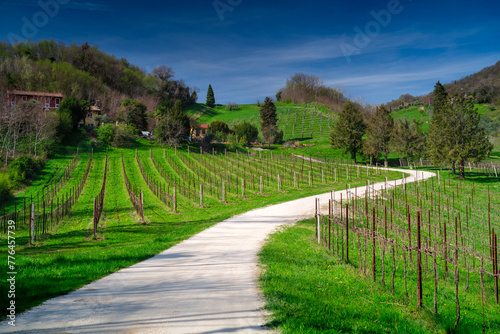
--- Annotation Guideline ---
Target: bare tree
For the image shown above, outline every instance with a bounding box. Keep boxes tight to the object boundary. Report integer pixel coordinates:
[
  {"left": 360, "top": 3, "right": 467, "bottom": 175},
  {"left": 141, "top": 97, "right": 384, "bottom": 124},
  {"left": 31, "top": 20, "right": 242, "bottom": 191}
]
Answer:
[{"left": 152, "top": 65, "right": 175, "bottom": 83}]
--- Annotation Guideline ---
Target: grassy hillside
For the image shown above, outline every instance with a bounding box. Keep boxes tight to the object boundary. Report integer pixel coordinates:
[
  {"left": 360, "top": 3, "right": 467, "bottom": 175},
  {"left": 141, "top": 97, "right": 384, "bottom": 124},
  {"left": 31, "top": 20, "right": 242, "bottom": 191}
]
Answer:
[
  {"left": 187, "top": 102, "right": 500, "bottom": 162},
  {"left": 390, "top": 104, "right": 500, "bottom": 160},
  {"left": 186, "top": 103, "right": 336, "bottom": 155}
]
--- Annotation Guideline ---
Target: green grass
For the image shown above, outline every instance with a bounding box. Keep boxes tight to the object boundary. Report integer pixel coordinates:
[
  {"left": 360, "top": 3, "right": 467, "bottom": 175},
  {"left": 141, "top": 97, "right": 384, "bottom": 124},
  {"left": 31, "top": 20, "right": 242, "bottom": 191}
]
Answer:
[
  {"left": 259, "top": 169, "right": 500, "bottom": 333},
  {"left": 0, "top": 142, "right": 401, "bottom": 318},
  {"left": 259, "top": 220, "right": 432, "bottom": 333},
  {"left": 390, "top": 106, "right": 432, "bottom": 132},
  {"left": 390, "top": 104, "right": 500, "bottom": 161}
]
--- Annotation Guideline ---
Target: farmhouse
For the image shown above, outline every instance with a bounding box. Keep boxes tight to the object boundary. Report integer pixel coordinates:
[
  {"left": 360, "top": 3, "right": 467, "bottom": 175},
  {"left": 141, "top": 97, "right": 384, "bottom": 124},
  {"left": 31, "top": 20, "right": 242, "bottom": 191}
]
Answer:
[
  {"left": 190, "top": 124, "right": 209, "bottom": 139},
  {"left": 6, "top": 90, "right": 63, "bottom": 111},
  {"left": 80, "top": 105, "right": 102, "bottom": 128}
]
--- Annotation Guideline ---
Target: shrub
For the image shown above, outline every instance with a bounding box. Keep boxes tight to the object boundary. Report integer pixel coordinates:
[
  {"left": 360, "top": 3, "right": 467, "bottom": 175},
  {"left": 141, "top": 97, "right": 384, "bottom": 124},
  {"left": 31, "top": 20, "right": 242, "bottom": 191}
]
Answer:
[
  {"left": 208, "top": 121, "right": 229, "bottom": 134},
  {"left": 112, "top": 124, "right": 137, "bottom": 148},
  {"left": 8, "top": 156, "right": 44, "bottom": 188},
  {"left": 97, "top": 124, "right": 116, "bottom": 146},
  {"left": 234, "top": 121, "right": 258, "bottom": 145},
  {"left": 0, "top": 173, "right": 12, "bottom": 202},
  {"left": 239, "top": 135, "right": 248, "bottom": 146},
  {"left": 225, "top": 102, "right": 240, "bottom": 111}
]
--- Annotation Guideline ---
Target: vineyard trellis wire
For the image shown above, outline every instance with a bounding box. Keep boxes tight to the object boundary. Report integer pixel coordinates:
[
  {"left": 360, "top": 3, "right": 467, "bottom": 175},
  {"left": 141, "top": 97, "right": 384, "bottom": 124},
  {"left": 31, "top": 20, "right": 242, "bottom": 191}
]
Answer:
[
  {"left": 92, "top": 152, "right": 108, "bottom": 237},
  {"left": 314, "top": 175, "right": 500, "bottom": 329},
  {"left": 1, "top": 151, "right": 80, "bottom": 234},
  {"left": 24, "top": 153, "right": 93, "bottom": 244},
  {"left": 121, "top": 151, "right": 144, "bottom": 220},
  {"left": 136, "top": 151, "right": 175, "bottom": 211}
]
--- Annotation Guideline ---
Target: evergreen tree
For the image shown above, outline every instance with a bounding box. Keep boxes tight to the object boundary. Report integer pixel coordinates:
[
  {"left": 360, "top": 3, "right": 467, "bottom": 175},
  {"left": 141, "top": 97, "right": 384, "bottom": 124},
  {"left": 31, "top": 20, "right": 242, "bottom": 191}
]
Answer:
[
  {"left": 260, "top": 97, "right": 282, "bottom": 145},
  {"left": 260, "top": 97, "right": 277, "bottom": 129},
  {"left": 363, "top": 106, "right": 394, "bottom": 167},
  {"left": 432, "top": 81, "right": 448, "bottom": 115},
  {"left": 428, "top": 95, "right": 491, "bottom": 179},
  {"left": 330, "top": 101, "right": 366, "bottom": 163},
  {"left": 206, "top": 84, "right": 215, "bottom": 108}
]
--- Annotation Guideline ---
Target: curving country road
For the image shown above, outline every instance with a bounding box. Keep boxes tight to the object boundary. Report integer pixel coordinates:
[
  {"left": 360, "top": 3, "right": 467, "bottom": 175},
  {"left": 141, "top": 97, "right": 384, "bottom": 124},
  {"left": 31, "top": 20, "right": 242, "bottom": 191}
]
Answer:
[{"left": 2, "top": 168, "right": 435, "bottom": 334}]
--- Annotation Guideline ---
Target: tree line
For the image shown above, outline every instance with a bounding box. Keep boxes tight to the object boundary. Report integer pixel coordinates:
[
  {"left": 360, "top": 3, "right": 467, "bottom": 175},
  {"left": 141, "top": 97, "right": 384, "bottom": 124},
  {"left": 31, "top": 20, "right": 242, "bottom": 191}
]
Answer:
[{"left": 330, "top": 81, "right": 492, "bottom": 179}]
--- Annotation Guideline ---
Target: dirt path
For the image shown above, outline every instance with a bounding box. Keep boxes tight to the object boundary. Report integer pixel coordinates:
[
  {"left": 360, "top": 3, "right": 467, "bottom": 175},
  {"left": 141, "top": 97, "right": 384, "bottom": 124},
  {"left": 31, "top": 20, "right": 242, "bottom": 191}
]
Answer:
[{"left": 2, "top": 168, "right": 435, "bottom": 334}]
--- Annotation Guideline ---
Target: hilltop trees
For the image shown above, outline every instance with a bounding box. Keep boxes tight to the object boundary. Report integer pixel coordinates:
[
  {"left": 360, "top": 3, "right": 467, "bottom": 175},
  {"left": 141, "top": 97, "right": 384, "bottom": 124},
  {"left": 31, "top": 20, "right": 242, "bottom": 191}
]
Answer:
[
  {"left": 363, "top": 106, "right": 394, "bottom": 167},
  {"left": 279, "top": 73, "right": 346, "bottom": 111},
  {"left": 206, "top": 84, "right": 215, "bottom": 108},
  {"left": 330, "top": 101, "right": 366, "bottom": 163}
]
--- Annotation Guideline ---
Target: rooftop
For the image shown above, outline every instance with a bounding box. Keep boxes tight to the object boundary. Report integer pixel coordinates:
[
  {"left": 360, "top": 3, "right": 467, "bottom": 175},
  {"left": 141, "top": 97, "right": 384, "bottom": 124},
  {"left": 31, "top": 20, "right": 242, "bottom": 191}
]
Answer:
[{"left": 7, "top": 90, "right": 63, "bottom": 98}]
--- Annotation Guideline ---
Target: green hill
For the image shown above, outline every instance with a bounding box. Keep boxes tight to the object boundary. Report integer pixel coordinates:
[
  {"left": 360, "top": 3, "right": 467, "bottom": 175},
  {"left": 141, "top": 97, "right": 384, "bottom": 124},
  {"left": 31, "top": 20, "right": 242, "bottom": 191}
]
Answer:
[
  {"left": 186, "top": 102, "right": 336, "bottom": 143},
  {"left": 390, "top": 104, "right": 500, "bottom": 160}
]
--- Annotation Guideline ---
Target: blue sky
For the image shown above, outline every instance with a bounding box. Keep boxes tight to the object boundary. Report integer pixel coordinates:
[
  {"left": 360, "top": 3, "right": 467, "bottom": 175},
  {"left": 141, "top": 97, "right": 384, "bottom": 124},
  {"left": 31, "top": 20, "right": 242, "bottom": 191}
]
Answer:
[{"left": 2, "top": 0, "right": 500, "bottom": 105}]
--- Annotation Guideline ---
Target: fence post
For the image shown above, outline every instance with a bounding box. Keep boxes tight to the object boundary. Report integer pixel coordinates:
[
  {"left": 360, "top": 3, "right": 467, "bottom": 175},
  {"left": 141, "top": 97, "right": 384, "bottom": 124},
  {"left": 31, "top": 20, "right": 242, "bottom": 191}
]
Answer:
[
  {"left": 200, "top": 184, "right": 203, "bottom": 207},
  {"left": 242, "top": 178, "right": 245, "bottom": 197},
  {"left": 93, "top": 198, "right": 97, "bottom": 237},
  {"left": 316, "top": 198, "right": 320, "bottom": 243},
  {"left": 173, "top": 187, "right": 177, "bottom": 213},
  {"left": 417, "top": 211, "right": 423, "bottom": 308},
  {"left": 278, "top": 174, "right": 280, "bottom": 192},
  {"left": 346, "top": 203, "right": 349, "bottom": 261},
  {"left": 260, "top": 176, "right": 263, "bottom": 194},
  {"left": 372, "top": 207, "right": 376, "bottom": 282},
  {"left": 140, "top": 191, "right": 144, "bottom": 221},
  {"left": 222, "top": 182, "right": 226, "bottom": 202},
  {"left": 30, "top": 202, "right": 35, "bottom": 245}
]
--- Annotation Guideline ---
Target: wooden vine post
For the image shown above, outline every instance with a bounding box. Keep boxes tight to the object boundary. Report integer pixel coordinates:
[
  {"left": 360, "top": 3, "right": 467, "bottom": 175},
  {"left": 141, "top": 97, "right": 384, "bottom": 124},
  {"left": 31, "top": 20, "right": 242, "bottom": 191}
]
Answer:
[
  {"left": 346, "top": 203, "right": 349, "bottom": 262},
  {"left": 372, "top": 207, "right": 376, "bottom": 282},
  {"left": 417, "top": 211, "right": 423, "bottom": 308}
]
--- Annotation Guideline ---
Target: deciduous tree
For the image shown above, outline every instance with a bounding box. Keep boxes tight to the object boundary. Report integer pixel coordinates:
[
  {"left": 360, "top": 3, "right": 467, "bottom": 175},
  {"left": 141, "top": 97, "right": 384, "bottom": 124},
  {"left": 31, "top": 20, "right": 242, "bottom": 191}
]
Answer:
[
  {"left": 391, "top": 118, "right": 426, "bottom": 167},
  {"left": 363, "top": 106, "right": 393, "bottom": 167}
]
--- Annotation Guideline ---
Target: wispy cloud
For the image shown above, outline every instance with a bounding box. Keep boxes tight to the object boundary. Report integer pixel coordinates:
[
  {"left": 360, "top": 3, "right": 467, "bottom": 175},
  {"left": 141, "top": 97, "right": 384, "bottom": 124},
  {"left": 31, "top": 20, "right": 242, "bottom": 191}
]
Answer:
[{"left": 65, "top": 1, "right": 110, "bottom": 11}]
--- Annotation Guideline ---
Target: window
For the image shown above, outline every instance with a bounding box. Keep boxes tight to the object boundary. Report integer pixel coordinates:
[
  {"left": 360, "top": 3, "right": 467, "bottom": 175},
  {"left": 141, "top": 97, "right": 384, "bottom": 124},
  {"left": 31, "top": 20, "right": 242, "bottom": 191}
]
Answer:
[
  {"left": 55, "top": 98, "right": 60, "bottom": 109},
  {"left": 22, "top": 96, "right": 28, "bottom": 101}
]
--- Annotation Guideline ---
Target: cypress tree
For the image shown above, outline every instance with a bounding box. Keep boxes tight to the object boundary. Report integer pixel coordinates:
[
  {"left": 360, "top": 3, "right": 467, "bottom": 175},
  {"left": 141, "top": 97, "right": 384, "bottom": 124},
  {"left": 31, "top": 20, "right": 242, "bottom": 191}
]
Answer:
[
  {"left": 260, "top": 97, "right": 282, "bottom": 145},
  {"left": 330, "top": 101, "right": 366, "bottom": 163},
  {"left": 206, "top": 84, "right": 215, "bottom": 108}
]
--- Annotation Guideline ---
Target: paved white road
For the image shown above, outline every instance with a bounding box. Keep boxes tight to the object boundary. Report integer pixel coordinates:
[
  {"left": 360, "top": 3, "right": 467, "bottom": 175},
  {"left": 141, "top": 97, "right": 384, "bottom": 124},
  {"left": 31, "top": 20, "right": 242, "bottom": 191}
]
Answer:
[{"left": 2, "top": 168, "right": 435, "bottom": 334}]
